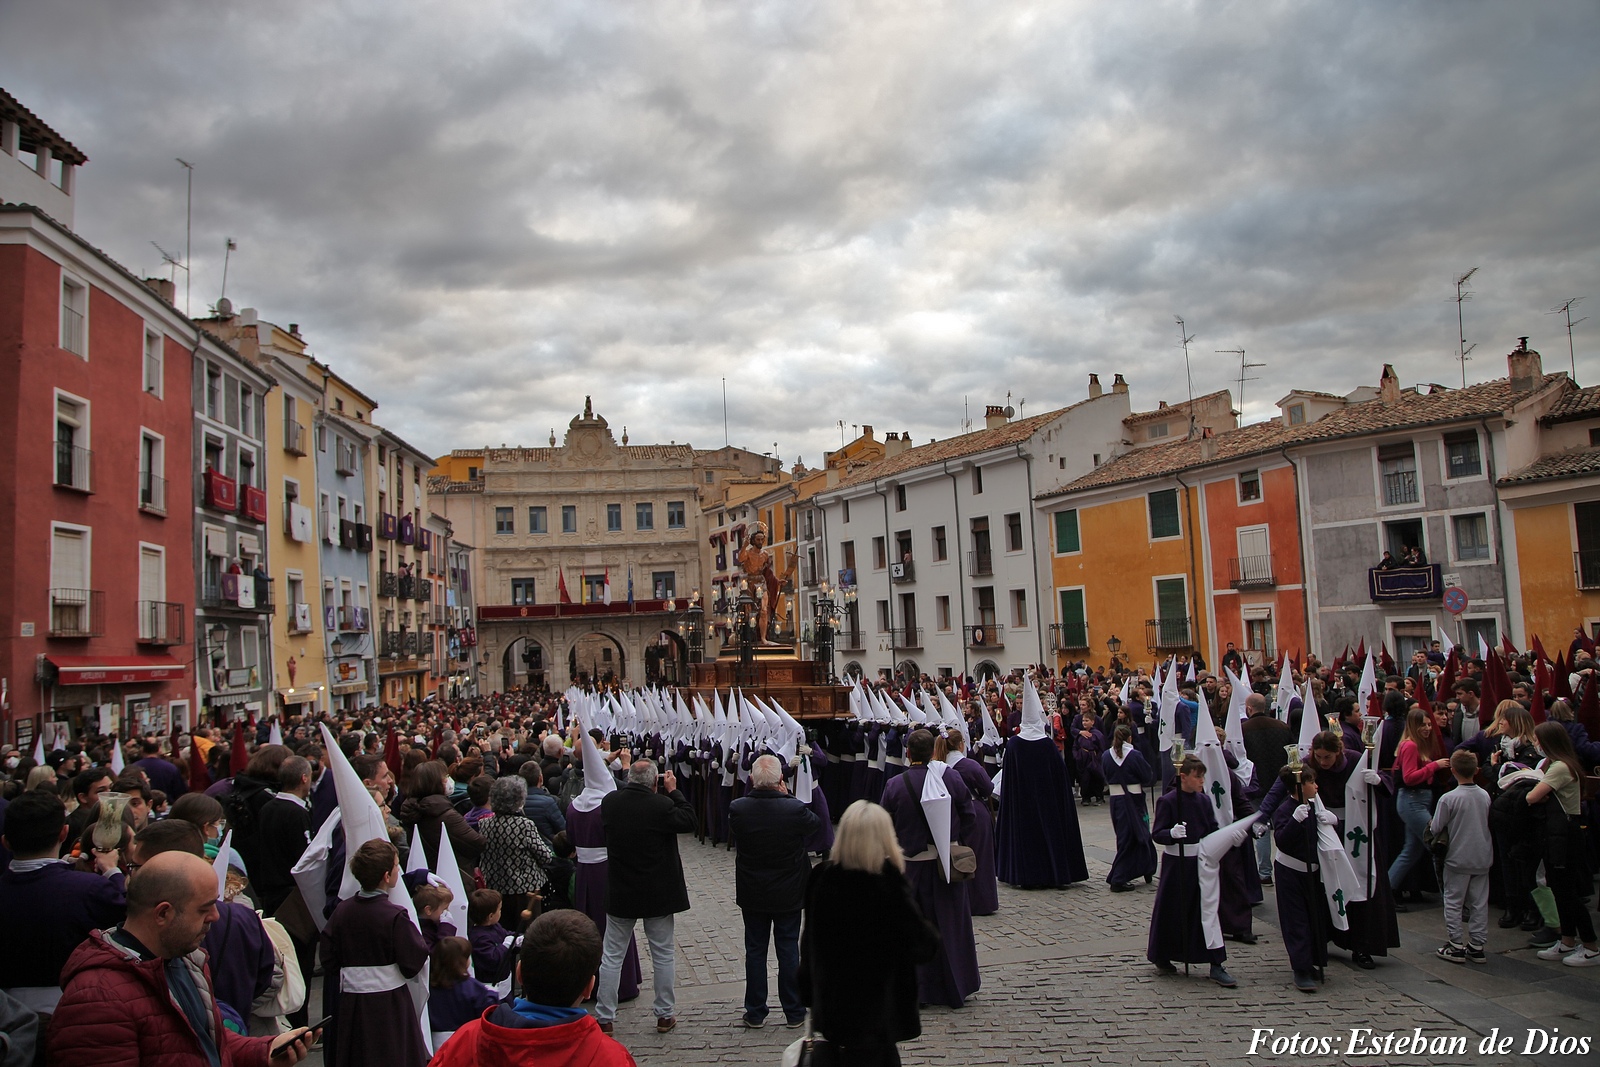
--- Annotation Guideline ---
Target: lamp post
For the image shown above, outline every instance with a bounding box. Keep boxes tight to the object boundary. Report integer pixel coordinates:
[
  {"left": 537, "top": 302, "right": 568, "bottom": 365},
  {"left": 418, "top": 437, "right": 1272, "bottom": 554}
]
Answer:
[
  {"left": 735, "top": 582, "right": 758, "bottom": 686},
  {"left": 813, "top": 581, "right": 839, "bottom": 684}
]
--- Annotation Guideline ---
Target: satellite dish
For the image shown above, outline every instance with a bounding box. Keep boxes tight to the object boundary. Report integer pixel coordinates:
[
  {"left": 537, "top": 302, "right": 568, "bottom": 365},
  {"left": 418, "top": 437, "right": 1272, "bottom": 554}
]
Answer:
[
  {"left": 1003, "top": 405, "right": 1015, "bottom": 418},
  {"left": 215, "top": 297, "right": 234, "bottom": 317}
]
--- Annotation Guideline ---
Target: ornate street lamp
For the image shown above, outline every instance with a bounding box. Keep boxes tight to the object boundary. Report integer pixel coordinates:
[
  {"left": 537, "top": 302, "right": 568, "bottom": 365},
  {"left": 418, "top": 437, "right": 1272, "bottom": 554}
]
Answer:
[{"left": 1106, "top": 634, "right": 1122, "bottom": 657}]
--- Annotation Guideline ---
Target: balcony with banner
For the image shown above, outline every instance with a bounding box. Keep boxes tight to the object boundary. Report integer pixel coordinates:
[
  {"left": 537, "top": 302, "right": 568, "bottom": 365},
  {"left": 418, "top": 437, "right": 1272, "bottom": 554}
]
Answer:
[
  {"left": 240, "top": 485, "right": 268, "bottom": 524},
  {"left": 965, "top": 623, "right": 1003, "bottom": 648},
  {"left": 203, "top": 468, "right": 237, "bottom": 511},
  {"left": 1368, "top": 563, "right": 1443, "bottom": 602}
]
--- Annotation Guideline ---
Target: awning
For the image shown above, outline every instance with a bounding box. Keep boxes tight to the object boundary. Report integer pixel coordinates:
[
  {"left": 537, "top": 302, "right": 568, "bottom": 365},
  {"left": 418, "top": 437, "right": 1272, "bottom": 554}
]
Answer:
[
  {"left": 275, "top": 688, "right": 321, "bottom": 705},
  {"left": 207, "top": 691, "right": 255, "bottom": 707},
  {"left": 330, "top": 681, "right": 368, "bottom": 695},
  {"left": 47, "top": 655, "right": 187, "bottom": 685}
]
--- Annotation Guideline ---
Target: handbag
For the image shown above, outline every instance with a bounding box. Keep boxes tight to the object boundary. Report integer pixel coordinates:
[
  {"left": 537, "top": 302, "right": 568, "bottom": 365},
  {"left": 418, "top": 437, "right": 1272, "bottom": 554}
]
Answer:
[{"left": 944, "top": 843, "right": 978, "bottom": 883}]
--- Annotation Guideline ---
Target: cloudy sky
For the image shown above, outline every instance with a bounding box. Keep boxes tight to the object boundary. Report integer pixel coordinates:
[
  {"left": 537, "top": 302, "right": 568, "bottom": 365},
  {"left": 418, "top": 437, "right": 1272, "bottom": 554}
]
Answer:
[{"left": 5, "top": 1, "right": 1598, "bottom": 465}]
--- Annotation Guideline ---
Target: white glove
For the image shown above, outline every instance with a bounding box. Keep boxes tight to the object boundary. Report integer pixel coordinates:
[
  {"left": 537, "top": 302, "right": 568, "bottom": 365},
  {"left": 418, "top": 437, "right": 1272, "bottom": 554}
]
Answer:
[
  {"left": 1317, "top": 810, "right": 1338, "bottom": 826},
  {"left": 1169, "top": 822, "right": 1187, "bottom": 840},
  {"left": 1363, "top": 769, "right": 1383, "bottom": 786},
  {"left": 1250, "top": 822, "right": 1268, "bottom": 839},
  {"left": 1292, "top": 803, "right": 1311, "bottom": 823},
  {"left": 502, "top": 935, "right": 517, "bottom": 949}
]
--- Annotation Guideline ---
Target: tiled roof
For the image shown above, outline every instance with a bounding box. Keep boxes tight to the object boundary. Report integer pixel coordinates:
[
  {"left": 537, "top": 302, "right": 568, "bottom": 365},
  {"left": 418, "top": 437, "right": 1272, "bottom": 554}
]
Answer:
[
  {"left": 1043, "top": 373, "right": 1570, "bottom": 499},
  {"left": 1540, "top": 385, "right": 1600, "bottom": 425},
  {"left": 825, "top": 404, "right": 1079, "bottom": 493},
  {"left": 1498, "top": 446, "right": 1600, "bottom": 486},
  {"left": 0, "top": 89, "right": 87, "bottom": 165},
  {"left": 1123, "top": 389, "right": 1232, "bottom": 426},
  {"left": 1281, "top": 388, "right": 1346, "bottom": 400}
]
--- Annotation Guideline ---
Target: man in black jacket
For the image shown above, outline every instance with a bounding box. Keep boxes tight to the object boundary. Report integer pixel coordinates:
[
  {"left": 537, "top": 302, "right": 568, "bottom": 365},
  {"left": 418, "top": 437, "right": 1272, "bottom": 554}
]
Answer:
[
  {"left": 595, "top": 759, "right": 697, "bottom": 1034},
  {"left": 255, "top": 755, "right": 315, "bottom": 1027},
  {"left": 1240, "top": 693, "right": 1292, "bottom": 883},
  {"left": 728, "top": 754, "right": 821, "bottom": 1029}
]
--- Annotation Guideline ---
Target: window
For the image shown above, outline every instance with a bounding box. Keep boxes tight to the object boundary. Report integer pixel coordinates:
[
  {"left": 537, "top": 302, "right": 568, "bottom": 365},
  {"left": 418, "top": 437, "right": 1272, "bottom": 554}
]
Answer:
[
  {"left": 667, "top": 501, "right": 686, "bottom": 528},
  {"left": 636, "top": 502, "right": 654, "bottom": 530},
  {"left": 842, "top": 499, "right": 850, "bottom": 523},
  {"left": 972, "top": 467, "right": 984, "bottom": 494},
  {"left": 1239, "top": 469, "right": 1262, "bottom": 502},
  {"left": 872, "top": 536, "right": 886, "bottom": 569},
  {"left": 562, "top": 505, "right": 577, "bottom": 533},
  {"left": 1011, "top": 588, "right": 1028, "bottom": 627},
  {"left": 841, "top": 540, "right": 856, "bottom": 572},
  {"left": 205, "top": 364, "right": 222, "bottom": 419},
  {"left": 511, "top": 578, "right": 537, "bottom": 605},
  {"left": 1154, "top": 577, "right": 1189, "bottom": 645},
  {"left": 1005, "top": 512, "right": 1023, "bottom": 552},
  {"left": 1378, "top": 443, "right": 1418, "bottom": 505},
  {"left": 528, "top": 506, "right": 547, "bottom": 534},
  {"left": 1058, "top": 588, "right": 1087, "bottom": 648},
  {"left": 1577, "top": 502, "right": 1600, "bottom": 587},
  {"left": 583, "top": 574, "right": 606, "bottom": 603},
  {"left": 653, "top": 571, "right": 676, "bottom": 599},
  {"left": 1463, "top": 617, "right": 1498, "bottom": 655},
  {"left": 315, "top": 424, "right": 327, "bottom": 452},
  {"left": 974, "top": 586, "right": 996, "bottom": 627},
  {"left": 876, "top": 600, "right": 891, "bottom": 632},
  {"left": 55, "top": 393, "right": 89, "bottom": 490},
  {"left": 240, "top": 386, "right": 255, "bottom": 439},
  {"left": 1591, "top": 428, "right": 1600, "bottom": 448},
  {"left": 143, "top": 329, "right": 163, "bottom": 395},
  {"left": 895, "top": 485, "right": 906, "bottom": 511},
  {"left": 932, "top": 525, "right": 947, "bottom": 561},
  {"left": 1147, "top": 489, "right": 1181, "bottom": 539},
  {"left": 50, "top": 524, "right": 90, "bottom": 635},
  {"left": 238, "top": 448, "right": 256, "bottom": 490},
  {"left": 935, "top": 595, "right": 951, "bottom": 631},
  {"left": 894, "top": 530, "right": 912, "bottom": 563},
  {"left": 1054, "top": 510, "right": 1080, "bottom": 554},
  {"left": 1391, "top": 621, "right": 1433, "bottom": 665},
  {"left": 607, "top": 503, "right": 622, "bottom": 532},
  {"left": 140, "top": 432, "right": 164, "bottom": 512},
  {"left": 705, "top": 470, "right": 715, "bottom": 484},
  {"left": 1453, "top": 513, "right": 1491, "bottom": 561},
  {"left": 1287, "top": 404, "right": 1306, "bottom": 425},
  {"left": 1443, "top": 432, "right": 1482, "bottom": 479},
  {"left": 60, "top": 275, "right": 87, "bottom": 356},
  {"left": 495, "top": 507, "right": 514, "bottom": 534},
  {"left": 1147, "top": 423, "right": 1169, "bottom": 440}
]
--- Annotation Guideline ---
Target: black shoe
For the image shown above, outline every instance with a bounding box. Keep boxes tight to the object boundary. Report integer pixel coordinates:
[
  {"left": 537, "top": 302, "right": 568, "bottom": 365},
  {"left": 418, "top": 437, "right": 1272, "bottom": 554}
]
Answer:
[
  {"left": 1110, "top": 882, "right": 1133, "bottom": 893},
  {"left": 1393, "top": 902, "right": 1411, "bottom": 914},
  {"left": 1293, "top": 970, "right": 1318, "bottom": 992},
  {"left": 1227, "top": 932, "right": 1259, "bottom": 945},
  {"left": 1208, "top": 965, "right": 1238, "bottom": 988},
  {"left": 1521, "top": 915, "right": 1544, "bottom": 932},
  {"left": 785, "top": 1017, "right": 806, "bottom": 1029},
  {"left": 1144, "top": 873, "right": 1154, "bottom": 884},
  {"left": 741, "top": 1015, "right": 766, "bottom": 1029},
  {"left": 1528, "top": 926, "right": 1561, "bottom": 949},
  {"left": 1154, "top": 960, "right": 1177, "bottom": 975},
  {"left": 1499, "top": 911, "right": 1523, "bottom": 929},
  {"left": 1351, "top": 952, "right": 1376, "bottom": 970},
  {"left": 1260, "top": 875, "right": 1274, "bottom": 887}
]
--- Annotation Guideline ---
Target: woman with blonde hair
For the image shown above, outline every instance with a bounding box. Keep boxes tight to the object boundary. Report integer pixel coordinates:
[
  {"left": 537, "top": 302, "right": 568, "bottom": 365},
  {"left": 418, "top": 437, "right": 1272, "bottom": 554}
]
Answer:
[{"left": 798, "top": 801, "right": 938, "bottom": 1067}]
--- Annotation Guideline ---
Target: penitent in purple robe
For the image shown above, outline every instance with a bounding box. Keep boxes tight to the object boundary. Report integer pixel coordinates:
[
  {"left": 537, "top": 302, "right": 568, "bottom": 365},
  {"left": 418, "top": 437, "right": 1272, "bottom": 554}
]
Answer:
[
  {"left": 1146, "top": 788, "right": 1225, "bottom": 967},
  {"left": 879, "top": 765, "right": 981, "bottom": 1008},
  {"left": 946, "top": 754, "right": 998, "bottom": 915},
  {"left": 801, "top": 750, "right": 836, "bottom": 855},
  {"left": 564, "top": 803, "right": 641, "bottom": 1001},
  {"left": 995, "top": 736, "right": 1089, "bottom": 888},
  {"left": 320, "top": 893, "right": 430, "bottom": 1067},
  {"left": 1101, "top": 746, "right": 1157, "bottom": 886}
]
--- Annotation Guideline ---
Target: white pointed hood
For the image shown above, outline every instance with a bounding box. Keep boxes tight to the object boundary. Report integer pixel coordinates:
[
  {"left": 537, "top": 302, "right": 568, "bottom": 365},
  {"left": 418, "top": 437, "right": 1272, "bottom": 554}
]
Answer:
[
  {"left": 919, "top": 761, "right": 953, "bottom": 881},
  {"left": 268, "top": 720, "right": 283, "bottom": 746},
  {"left": 571, "top": 712, "right": 617, "bottom": 814},
  {"left": 977, "top": 694, "right": 1003, "bottom": 747},
  {"left": 1019, "top": 676, "right": 1049, "bottom": 741},
  {"left": 1298, "top": 680, "right": 1322, "bottom": 760}
]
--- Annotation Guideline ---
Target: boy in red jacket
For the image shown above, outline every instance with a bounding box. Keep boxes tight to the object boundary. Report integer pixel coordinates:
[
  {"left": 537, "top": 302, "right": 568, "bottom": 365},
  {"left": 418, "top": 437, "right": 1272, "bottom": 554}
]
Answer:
[{"left": 431, "top": 909, "right": 635, "bottom": 1067}]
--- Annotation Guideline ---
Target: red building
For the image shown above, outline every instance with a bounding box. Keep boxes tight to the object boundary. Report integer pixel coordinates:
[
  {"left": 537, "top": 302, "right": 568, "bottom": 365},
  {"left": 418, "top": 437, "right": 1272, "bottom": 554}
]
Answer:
[{"left": 0, "top": 97, "right": 203, "bottom": 746}]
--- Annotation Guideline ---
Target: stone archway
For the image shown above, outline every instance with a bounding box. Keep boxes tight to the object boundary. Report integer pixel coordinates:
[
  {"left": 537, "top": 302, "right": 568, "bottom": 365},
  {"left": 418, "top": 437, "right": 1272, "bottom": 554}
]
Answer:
[
  {"left": 972, "top": 659, "right": 1002, "bottom": 681},
  {"left": 501, "top": 635, "right": 549, "bottom": 692},
  {"left": 645, "top": 629, "right": 690, "bottom": 687},
  {"left": 570, "top": 631, "right": 628, "bottom": 686},
  {"left": 896, "top": 658, "right": 921, "bottom": 686}
]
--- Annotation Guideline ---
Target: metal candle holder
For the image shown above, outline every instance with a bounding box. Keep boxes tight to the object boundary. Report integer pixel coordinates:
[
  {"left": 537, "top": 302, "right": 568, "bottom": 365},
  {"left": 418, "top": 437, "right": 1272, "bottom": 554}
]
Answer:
[
  {"left": 1170, "top": 738, "right": 1185, "bottom": 767},
  {"left": 1361, "top": 715, "right": 1382, "bottom": 750},
  {"left": 1284, "top": 742, "right": 1304, "bottom": 771}
]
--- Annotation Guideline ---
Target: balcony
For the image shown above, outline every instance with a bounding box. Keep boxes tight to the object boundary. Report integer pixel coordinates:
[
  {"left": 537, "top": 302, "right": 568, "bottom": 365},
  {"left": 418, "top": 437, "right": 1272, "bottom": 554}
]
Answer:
[
  {"left": 1577, "top": 551, "right": 1600, "bottom": 591},
  {"left": 203, "top": 468, "right": 237, "bottom": 511},
  {"left": 139, "top": 469, "right": 166, "bottom": 515},
  {"left": 49, "top": 588, "right": 105, "bottom": 637},
  {"left": 203, "top": 574, "right": 275, "bottom": 614},
  {"left": 966, "top": 623, "right": 1004, "bottom": 649},
  {"left": 398, "top": 575, "right": 416, "bottom": 600},
  {"left": 1049, "top": 621, "right": 1088, "bottom": 651},
  {"left": 802, "top": 570, "right": 821, "bottom": 588},
  {"left": 1368, "top": 563, "right": 1442, "bottom": 602},
  {"left": 416, "top": 580, "right": 431, "bottom": 603},
  {"left": 240, "top": 485, "right": 269, "bottom": 524},
  {"left": 891, "top": 626, "right": 924, "bottom": 649},
  {"left": 398, "top": 515, "right": 416, "bottom": 546},
  {"left": 335, "top": 442, "right": 358, "bottom": 476},
  {"left": 1229, "top": 554, "right": 1275, "bottom": 589},
  {"left": 288, "top": 602, "right": 315, "bottom": 634},
  {"left": 339, "top": 519, "right": 357, "bottom": 549},
  {"left": 338, "top": 606, "right": 370, "bottom": 632},
  {"left": 967, "top": 549, "right": 993, "bottom": 577},
  {"left": 1146, "top": 616, "right": 1192, "bottom": 649},
  {"left": 136, "top": 601, "right": 185, "bottom": 646},
  {"left": 284, "top": 418, "right": 307, "bottom": 456},
  {"left": 379, "top": 513, "right": 398, "bottom": 540},
  {"left": 381, "top": 630, "right": 402, "bottom": 657},
  {"left": 379, "top": 571, "right": 399, "bottom": 597},
  {"left": 1382, "top": 469, "right": 1419, "bottom": 506},
  {"left": 54, "top": 443, "right": 92, "bottom": 492},
  {"left": 889, "top": 560, "right": 915, "bottom": 583},
  {"left": 838, "top": 628, "right": 863, "bottom": 650},
  {"left": 355, "top": 523, "right": 373, "bottom": 552}
]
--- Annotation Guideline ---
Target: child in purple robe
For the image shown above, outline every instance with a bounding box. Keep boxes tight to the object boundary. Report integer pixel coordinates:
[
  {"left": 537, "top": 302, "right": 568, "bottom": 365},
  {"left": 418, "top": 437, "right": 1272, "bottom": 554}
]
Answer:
[
  {"left": 415, "top": 882, "right": 457, "bottom": 951},
  {"left": 468, "top": 888, "right": 521, "bottom": 986},
  {"left": 1072, "top": 712, "right": 1107, "bottom": 804},
  {"left": 428, "top": 936, "right": 500, "bottom": 1032}
]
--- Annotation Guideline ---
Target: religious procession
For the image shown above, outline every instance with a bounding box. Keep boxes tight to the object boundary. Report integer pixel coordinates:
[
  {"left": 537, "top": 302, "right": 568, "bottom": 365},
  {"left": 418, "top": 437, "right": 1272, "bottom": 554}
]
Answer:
[{"left": 0, "top": 627, "right": 1597, "bottom": 1067}]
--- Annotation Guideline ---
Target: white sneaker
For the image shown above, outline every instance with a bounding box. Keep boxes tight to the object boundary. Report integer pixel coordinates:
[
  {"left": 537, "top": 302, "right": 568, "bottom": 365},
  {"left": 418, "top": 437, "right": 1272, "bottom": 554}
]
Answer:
[
  {"left": 1537, "top": 941, "right": 1581, "bottom": 961},
  {"left": 1562, "top": 947, "right": 1600, "bottom": 967}
]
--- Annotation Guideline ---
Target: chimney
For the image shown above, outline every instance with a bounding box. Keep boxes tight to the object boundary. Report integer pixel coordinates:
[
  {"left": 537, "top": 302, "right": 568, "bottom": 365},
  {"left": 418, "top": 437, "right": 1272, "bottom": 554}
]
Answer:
[
  {"left": 1379, "top": 364, "right": 1400, "bottom": 405},
  {"left": 142, "top": 277, "right": 177, "bottom": 304},
  {"left": 860, "top": 424, "right": 874, "bottom": 441},
  {"left": 1508, "top": 336, "right": 1542, "bottom": 392},
  {"left": 1088, "top": 373, "right": 1103, "bottom": 399},
  {"left": 984, "top": 404, "right": 1009, "bottom": 430},
  {"left": 1198, "top": 425, "right": 1216, "bottom": 462},
  {"left": 1111, "top": 373, "right": 1129, "bottom": 395},
  {"left": 289, "top": 323, "right": 302, "bottom": 338}
]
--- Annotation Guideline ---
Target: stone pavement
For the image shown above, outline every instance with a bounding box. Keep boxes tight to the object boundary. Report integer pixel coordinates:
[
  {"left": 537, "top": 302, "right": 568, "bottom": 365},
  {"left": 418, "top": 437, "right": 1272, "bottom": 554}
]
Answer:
[{"left": 308, "top": 800, "right": 1599, "bottom": 1067}]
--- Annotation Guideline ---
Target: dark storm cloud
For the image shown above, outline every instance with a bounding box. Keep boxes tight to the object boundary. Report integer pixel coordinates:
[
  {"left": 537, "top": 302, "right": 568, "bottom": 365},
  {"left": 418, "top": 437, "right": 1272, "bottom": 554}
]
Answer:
[{"left": 3, "top": 0, "right": 1597, "bottom": 453}]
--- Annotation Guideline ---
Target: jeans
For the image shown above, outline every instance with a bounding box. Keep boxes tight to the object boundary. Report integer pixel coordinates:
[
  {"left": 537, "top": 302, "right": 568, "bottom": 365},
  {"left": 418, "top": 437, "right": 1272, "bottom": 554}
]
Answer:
[
  {"left": 742, "top": 910, "right": 803, "bottom": 1023},
  {"left": 1253, "top": 830, "right": 1274, "bottom": 879},
  {"left": 597, "top": 913, "right": 675, "bottom": 1023},
  {"left": 1387, "top": 787, "right": 1433, "bottom": 891}
]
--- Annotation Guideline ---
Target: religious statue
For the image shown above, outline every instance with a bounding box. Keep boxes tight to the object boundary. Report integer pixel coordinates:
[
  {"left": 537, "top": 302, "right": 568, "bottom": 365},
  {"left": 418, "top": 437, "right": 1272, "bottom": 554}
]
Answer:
[{"left": 737, "top": 522, "right": 783, "bottom": 644}]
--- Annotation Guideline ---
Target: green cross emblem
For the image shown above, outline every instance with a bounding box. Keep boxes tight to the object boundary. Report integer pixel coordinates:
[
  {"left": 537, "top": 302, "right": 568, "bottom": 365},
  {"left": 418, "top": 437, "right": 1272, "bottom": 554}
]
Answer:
[
  {"left": 1210, "top": 781, "right": 1226, "bottom": 809},
  {"left": 1333, "top": 888, "right": 1347, "bottom": 917},
  {"left": 1346, "top": 825, "right": 1369, "bottom": 858}
]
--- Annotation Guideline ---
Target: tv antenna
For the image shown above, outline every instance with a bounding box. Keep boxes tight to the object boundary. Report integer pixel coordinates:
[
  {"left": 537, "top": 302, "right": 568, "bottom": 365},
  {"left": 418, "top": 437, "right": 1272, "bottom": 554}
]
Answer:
[
  {"left": 963, "top": 395, "right": 972, "bottom": 434},
  {"left": 1218, "top": 347, "right": 1263, "bottom": 413},
  {"left": 218, "top": 238, "right": 237, "bottom": 308},
  {"left": 1454, "top": 267, "right": 1479, "bottom": 387},
  {"left": 1548, "top": 297, "right": 1587, "bottom": 378},
  {"left": 1175, "top": 316, "right": 1197, "bottom": 436},
  {"left": 150, "top": 241, "right": 186, "bottom": 286},
  {"left": 176, "top": 158, "right": 194, "bottom": 315}
]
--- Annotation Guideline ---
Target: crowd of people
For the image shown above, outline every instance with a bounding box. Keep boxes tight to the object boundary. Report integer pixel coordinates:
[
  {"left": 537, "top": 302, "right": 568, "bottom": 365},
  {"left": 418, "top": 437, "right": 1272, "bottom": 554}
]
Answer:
[{"left": 0, "top": 629, "right": 1595, "bottom": 1066}]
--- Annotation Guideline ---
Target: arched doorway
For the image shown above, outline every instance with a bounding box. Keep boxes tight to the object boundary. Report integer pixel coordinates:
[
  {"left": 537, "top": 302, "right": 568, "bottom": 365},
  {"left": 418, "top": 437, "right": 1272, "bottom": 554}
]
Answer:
[
  {"left": 501, "top": 636, "right": 549, "bottom": 692},
  {"left": 570, "top": 632, "right": 627, "bottom": 686},
  {"left": 842, "top": 660, "right": 864, "bottom": 681},
  {"left": 973, "top": 659, "right": 1002, "bottom": 681},
  {"left": 896, "top": 659, "right": 921, "bottom": 686},
  {"left": 644, "top": 630, "right": 690, "bottom": 687}
]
